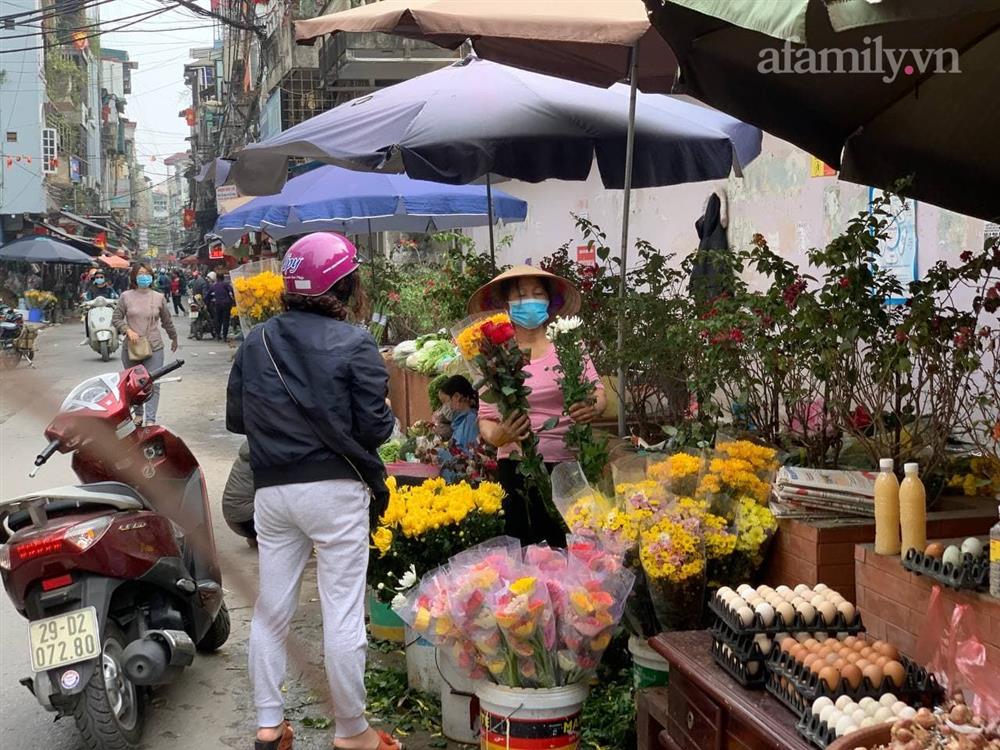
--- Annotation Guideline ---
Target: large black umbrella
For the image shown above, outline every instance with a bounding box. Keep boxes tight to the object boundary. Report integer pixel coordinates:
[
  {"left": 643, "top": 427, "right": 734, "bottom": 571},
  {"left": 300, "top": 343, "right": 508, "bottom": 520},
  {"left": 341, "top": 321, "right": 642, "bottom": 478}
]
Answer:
[
  {"left": 0, "top": 236, "right": 95, "bottom": 265},
  {"left": 646, "top": 0, "right": 1000, "bottom": 221}
]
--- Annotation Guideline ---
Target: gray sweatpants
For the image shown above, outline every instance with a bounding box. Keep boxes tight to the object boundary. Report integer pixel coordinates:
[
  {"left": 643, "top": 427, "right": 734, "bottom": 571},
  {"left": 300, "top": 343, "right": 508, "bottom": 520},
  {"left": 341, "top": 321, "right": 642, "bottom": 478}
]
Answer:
[
  {"left": 250, "top": 479, "right": 371, "bottom": 738},
  {"left": 120, "top": 346, "right": 164, "bottom": 424}
]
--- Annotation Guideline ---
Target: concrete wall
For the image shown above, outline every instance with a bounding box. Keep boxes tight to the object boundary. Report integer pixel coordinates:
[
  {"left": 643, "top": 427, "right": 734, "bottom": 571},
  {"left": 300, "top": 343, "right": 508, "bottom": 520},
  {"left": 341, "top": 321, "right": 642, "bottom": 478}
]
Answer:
[
  {"left": 0, "top": 0, "right": 47, "bottom": 216},
  {"left": 467, "top": 132, "right": 987, "bottom": 289}
]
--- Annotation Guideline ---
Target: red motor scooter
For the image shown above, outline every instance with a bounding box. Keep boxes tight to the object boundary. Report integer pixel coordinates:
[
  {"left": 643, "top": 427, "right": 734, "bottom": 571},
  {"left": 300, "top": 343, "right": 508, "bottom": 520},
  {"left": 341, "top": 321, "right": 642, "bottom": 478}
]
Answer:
[{"left": 0, "top": 359, "right": 229, "bottom": 750}]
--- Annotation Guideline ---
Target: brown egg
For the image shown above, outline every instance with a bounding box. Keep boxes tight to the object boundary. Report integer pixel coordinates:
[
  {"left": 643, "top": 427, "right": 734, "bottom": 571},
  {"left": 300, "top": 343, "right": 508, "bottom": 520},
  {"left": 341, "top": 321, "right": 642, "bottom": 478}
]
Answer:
[
  {"left": 843, "top": 635, "right": 858, "bottom": 649},
  {"left": 874, "top": 655, "right": 888, "bottom": 667},
  {"left": 790, "top": 645, "right": 805, "bottom": 663},
  {"left": 819, "top": 665, "right": 840, "bottom": 691},
  {"left": 854, "top": 659, "right": 871, "bottom": 672},
  {"left": 843, "top": 651, "right": 860, "bottom": 663},
  {"left": 860, "top": 647, "right": 875, "bottom": 660},
  {"left": 871, "top": 640, "right": 887, "bottom": 653},
  {"left": 832, "top": 658, "right": 847, "bottom": 671},
  {"left": 825, "top": 652, "right": 841, "bottom": 666},
  {"left": 853, "top": 639, "right": 868, "bottom": 652},
  {"left": 924, "top": 542, "right": 945, "bottom": 559},
  {"left": 810, "top": 659, "right": 826, "bottom": 675},
  {"left": 803, "top": 638, "right": 819, "bottom": 651},
  {"left": 884, "top": 660, "right": 906, "bottom": 688},
  {"left": 817, "top": 646, "right": 833, "bottom": 660},
  {"left": 879, "top": 643, "right": 900, "bottom": 661},
  {"left": 862, "top": 663, "right": 884, "bottom": 689},
  {"left": 841, "top": 664, "right": 863, "bottom": 690},
  {"left": 780, "top": 636, "right": 797, "bottom": 654},
  {"left": 803, "top": 653, "right": 819, "bottom": 670}
]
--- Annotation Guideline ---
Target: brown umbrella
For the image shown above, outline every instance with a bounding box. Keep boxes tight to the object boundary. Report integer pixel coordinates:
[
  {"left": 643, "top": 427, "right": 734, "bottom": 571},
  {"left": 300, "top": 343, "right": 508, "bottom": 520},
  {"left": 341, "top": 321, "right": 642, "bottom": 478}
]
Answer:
[
  {"left": 295, "top": 0, "right": 681, "bottom": 437},
  {"left": 295, "top": 0, "right": 677, "bottom": 93}
]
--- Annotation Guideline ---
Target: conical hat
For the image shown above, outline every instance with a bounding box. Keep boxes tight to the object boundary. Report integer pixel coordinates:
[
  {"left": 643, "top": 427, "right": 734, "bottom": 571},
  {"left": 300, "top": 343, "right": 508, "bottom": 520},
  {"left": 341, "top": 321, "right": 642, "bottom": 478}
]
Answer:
[{"left": 467, "top": 265, "right": 581, "bottom": 317}]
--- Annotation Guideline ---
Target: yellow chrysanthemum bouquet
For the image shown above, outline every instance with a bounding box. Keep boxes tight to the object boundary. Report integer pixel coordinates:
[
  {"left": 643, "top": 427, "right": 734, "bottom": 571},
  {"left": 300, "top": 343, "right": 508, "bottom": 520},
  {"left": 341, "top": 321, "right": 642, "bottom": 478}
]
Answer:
[
  {"left": 368, "top": 476, "right": 505, "bottom": 604},
  {"left": 231, "top": 259, "right": 285, "bottom": 336}
]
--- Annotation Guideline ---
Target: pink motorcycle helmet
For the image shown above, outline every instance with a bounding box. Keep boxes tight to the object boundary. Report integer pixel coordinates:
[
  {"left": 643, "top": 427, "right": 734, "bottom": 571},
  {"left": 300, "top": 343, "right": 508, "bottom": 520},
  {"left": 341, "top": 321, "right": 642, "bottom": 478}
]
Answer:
[{"left": 281, "top": 232, "right": 359, "bottom": 296}]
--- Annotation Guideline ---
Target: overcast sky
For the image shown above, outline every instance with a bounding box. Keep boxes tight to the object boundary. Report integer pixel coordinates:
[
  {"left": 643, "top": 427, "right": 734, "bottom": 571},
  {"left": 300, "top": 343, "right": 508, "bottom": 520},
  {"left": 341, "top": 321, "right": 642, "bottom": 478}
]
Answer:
[{"left": 101, "top": 0, "right": 216, "bottom": 188}]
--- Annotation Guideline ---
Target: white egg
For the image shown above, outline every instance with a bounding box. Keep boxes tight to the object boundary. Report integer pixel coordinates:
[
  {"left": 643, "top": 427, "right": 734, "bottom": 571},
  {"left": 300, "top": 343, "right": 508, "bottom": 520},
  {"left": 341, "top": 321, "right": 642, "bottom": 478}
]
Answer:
[
  {"left": 746, "top": 595, "right": 764, "bottom": 607},
  {"left": 794, "top": 584, "right": 811, "bottom": 596},
  {"left": 812, "top": 697, "right": 834, "bottom": 716},
  {"left": 860, "top": 717, "right": 876, "bottom": 728},
  {"left": 961, "top": 537, "right": 984, "bottom": 557},
  {"left": 817, "top": 601, "right": 838, "bottom": 625},
  {"left": 737, "top": 584, "right": 755, "bottom": 597},
  {"left": 717, "top": 586, "right": 735, "bottom": 599},
  {"left": 747, "top": 661, "right": 761, "bottom": 676},
  {"left": 873, "top": 707, "right": 894, "bottom": 723},
  {"left": 851, "top": 708, "right": 867, "bottom": 725},
  {"left": 754, "top": 602, "right": 775, "bottom": 627},
  {"left": 836, "top": 601, "right": 856, "bottom": 624},
  {"left": 754, "top": 635, "right": 772, "bottom": 654},
  {"left": 897, "top": 706, "right": 916, "bottom": 720},
  {"left": 729, "top": 596, "right": 747, "bottom": 612},
  {"left": 814, "top": 583, "right": 829, "bottom": 593},
  {"left": 796, "top": 602, "right": 816, "bottom": 625},
  {"left": 891, "top": 701, "right": 908, "bottom": 715},
  {"left": 820, "top": 705, "right": 838, "bottom": 725},
  {"left": 810, "top": 593, "right": 828, "bottom": 607},
  {"left": 814, "top": 631, "right": 828, "bottom": 640},
  {"left": 858, "top": 696, "right": 877, "bottom": 710},
  {"left": 835, "top": 716, "right": 857, "bottom": 737},
  {"left": 878, "top": 693, "right": 898, "bottom": 707},
  {"left": 835, "top": 695, "right": 854, "bottom": 710},
  {"left": 736, "top": 606, "right": 755, "bottom": 628},
  {"left": 756, "top": 585, "right": 774, "bottom": 595},
  {"left": 776, "top": 585, "right": 793, "bottom": 597},
  {"left": 942, "top": 545, "right": 963, "bottom": 568},
  {"left": 775, "top": 631, "right": 790, "bottom": 642},
  {"left": 794, "top": 632, "right": 811, "bottom": 642}
]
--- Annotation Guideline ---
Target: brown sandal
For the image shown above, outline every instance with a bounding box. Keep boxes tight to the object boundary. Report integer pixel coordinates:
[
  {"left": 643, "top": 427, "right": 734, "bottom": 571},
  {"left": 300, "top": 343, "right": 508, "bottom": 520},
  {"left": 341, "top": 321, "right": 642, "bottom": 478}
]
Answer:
[{"left": 255, "top": 721, "right": 294, "bottom": 750}]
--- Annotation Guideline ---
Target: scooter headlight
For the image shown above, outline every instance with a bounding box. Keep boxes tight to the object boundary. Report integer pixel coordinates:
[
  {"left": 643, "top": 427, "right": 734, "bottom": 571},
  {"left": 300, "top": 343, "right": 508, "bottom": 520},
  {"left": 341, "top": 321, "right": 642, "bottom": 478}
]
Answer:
[
  {"left": 64, "top": 516, "right": 113, "bottom": 552},
  {"left": 0, "top": 544, "right": 10, "bottom": 571}
]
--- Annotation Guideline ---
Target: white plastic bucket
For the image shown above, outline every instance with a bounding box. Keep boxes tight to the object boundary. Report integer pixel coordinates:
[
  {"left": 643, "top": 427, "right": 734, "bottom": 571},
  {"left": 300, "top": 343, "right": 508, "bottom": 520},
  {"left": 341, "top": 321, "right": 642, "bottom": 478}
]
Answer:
[
  {"left": 404, "top": 626, "right": 443, "bottom": 694},
  {"left": 476, "top": 681, "right": 589, "bottom": 750},
  {"left": 629, "top": 635, "right": 670, "bottom": 690},
  {"left": 438, "top": 653, "right": 481, "bottom": 744}
]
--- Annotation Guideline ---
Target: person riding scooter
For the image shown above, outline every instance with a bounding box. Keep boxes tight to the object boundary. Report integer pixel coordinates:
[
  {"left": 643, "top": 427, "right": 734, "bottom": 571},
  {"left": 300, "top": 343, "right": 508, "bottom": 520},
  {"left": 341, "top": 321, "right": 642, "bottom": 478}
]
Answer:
[{"left": 81, "top": 296, "right": 120, "bottom": 362}]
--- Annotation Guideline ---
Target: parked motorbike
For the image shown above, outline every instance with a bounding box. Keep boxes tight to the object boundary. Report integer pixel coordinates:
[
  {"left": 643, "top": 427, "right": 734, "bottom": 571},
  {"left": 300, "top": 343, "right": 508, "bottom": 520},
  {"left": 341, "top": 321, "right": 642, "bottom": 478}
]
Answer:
[
  {"left": 0, "top": 359, "right": 229, "bottom": 750},
  {"left": 81, "top": 297, "right": 119, "bottom": 362},
  {"left": 0, "top": 304, "right": 35, "bottom": 369},
  {"left": 187, "top": 294, "right": 214, "bottom": 340}
]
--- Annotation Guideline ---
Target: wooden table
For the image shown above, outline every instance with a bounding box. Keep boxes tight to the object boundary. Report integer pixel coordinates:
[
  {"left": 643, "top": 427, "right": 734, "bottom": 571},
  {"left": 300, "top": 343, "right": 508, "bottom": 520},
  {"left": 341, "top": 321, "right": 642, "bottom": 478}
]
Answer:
[{"left": 645, "top": 631, "right": 812, "bottom": 750}]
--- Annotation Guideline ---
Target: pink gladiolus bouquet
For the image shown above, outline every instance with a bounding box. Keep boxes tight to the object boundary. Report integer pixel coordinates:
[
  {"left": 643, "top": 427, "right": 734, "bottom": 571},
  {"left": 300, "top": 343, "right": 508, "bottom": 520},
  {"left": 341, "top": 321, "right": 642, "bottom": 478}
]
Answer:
[{"left": 394, "top": 536, "right": 633, "bottom": 687}]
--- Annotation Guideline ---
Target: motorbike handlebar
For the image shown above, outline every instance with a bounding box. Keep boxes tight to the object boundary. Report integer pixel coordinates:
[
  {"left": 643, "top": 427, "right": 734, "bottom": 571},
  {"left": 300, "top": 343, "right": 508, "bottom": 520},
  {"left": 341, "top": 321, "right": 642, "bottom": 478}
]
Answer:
[
  {"left": 147, "top": 359, "right": 185, "bottom": 381},
  {"left": 34, "top": 439, "right": 60, "bottom": 467}
]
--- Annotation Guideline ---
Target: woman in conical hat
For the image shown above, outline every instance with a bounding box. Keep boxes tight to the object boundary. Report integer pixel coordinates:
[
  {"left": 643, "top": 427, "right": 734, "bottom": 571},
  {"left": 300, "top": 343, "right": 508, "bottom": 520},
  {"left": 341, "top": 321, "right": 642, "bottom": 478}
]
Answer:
[{"left": 469, "top": 265, "right": 605, "bottom": 547}]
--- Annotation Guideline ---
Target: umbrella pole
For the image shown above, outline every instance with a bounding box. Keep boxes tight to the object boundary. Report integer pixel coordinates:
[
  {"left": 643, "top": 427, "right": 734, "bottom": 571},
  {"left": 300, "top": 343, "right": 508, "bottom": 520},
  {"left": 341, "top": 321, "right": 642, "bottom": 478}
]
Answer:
[
  {"left": 486, "top": 173, "right": 496, "bottom": 271},
  {"left": 368, "top": 218, "right": 376, "bottom": 297},
  {"left": 616, "top": 44, "right": 639, "bottom": 438}
]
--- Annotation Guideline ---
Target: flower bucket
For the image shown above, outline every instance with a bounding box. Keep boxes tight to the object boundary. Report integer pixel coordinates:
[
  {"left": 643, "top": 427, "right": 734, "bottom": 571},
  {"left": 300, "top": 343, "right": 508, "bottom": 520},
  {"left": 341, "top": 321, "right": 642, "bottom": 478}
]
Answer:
[
  {"left": 476, "top": 682, "right": 588, "bottom": 750},
  {"left": 367, "top": 591, "right": 404, "bottom": 643},
  {"left": 628, "top": 635, "right": 669, "bottom": 690},
  {"left": 439, "top": 652, "right": 480, "bottom": 744},
  {"left": 404, "top": 626, "right": 442, "bottom": 694},
  {"left": 26, "top": 308, "right": 43, "bottom": 323}
]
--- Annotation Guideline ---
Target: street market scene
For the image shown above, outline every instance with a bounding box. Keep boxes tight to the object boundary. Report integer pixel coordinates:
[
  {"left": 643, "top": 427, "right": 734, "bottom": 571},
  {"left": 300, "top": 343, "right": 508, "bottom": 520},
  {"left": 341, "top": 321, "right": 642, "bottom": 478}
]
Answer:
[{"left": 1, "top": 2, "right": 999, "bottom": 750}]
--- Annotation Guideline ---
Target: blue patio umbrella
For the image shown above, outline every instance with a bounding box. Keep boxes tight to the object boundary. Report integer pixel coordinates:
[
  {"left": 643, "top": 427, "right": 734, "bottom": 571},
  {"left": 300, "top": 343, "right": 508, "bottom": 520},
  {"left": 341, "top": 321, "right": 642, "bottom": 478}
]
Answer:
[{"left": 213, "top": 164, "right": 527, "bottom": 246}]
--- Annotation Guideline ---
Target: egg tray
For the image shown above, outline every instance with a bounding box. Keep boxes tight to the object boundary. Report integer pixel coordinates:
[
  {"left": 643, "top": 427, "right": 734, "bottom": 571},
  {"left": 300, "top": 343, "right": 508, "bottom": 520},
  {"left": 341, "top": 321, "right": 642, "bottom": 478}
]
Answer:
[
  {"left": 766, "top": 647, "right": 943, "bottom": 708},
  {"left": 795, "top": 708, "right": 843, "bottom": 749},
  {"left": 711, "top": 633, "right": 768, "bottom": 689},
  {"left": 901, "top": 547, "right": 990, "bottom": 592},
  {"left": 709, "top": 616, "right": 772, "bottom": 662},
  {"left": 765, "top": 668, "right": 809, "bottom": 719},
  {"left": 708, "top": 596, "right": 866, "bottom": 638}
]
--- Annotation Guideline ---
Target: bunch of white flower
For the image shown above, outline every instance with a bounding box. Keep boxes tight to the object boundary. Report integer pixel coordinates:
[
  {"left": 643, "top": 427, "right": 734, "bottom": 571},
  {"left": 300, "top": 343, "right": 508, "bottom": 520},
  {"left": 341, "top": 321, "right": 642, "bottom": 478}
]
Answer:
[
  {"left": 390, "top": 564, "right": 418, "bottom": 610},
  {"left": 545, "top": 315, "right": 583, "bottom": 341}
]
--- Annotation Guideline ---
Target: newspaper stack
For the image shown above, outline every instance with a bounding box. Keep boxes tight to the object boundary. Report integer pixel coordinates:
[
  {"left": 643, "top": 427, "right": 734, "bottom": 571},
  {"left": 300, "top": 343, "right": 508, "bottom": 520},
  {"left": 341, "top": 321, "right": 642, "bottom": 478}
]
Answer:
[{"left": 772, "top": 466, "right": 878, "bottom": 518}]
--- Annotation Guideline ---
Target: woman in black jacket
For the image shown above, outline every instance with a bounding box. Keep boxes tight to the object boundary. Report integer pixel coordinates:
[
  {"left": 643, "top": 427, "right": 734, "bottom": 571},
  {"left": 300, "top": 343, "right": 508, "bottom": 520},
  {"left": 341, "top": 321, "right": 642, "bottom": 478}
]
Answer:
[{"left": 226, "top": 232, "right": 399, "bottom": 750}]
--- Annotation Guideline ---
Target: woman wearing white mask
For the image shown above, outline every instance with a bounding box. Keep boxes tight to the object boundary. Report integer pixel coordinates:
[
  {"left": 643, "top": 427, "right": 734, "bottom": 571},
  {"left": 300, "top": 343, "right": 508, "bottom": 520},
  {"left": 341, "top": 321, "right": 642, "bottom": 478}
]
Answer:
[{"left": 470, "top": 266, "right": 606, "bottom": 546}]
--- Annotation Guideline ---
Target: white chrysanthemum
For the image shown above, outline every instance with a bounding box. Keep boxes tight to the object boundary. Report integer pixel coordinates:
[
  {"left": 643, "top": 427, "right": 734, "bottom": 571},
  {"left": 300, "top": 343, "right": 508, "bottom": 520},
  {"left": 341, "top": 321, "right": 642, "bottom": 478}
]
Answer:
[
  {"left": 391, "top": 593, "right": 407, "bottom": 611},
  {"left": 545, "top": 315, "right": 583, "bottom": 340},
  {"left": 395, "top": 564, "right": 418, "bottom": 591}
]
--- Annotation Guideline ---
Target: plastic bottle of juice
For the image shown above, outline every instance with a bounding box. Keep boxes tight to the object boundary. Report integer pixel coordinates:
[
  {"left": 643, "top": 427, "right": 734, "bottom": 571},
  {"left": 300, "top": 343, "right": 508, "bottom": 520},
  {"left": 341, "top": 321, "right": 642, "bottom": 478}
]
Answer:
[
  {"left": 990, "top": 505, "right": 1000, "bottom": 599},
  {"left": 873, "top": 458, "right": 901, "bottom": 555},
  {"left": 899, "top": 462, "right": 927, "bottom": 557}
]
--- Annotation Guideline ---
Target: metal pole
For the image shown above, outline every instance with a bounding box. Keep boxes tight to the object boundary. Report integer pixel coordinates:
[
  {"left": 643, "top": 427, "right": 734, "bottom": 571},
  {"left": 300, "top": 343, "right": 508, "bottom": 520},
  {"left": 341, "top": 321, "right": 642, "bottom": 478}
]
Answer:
[
  {"left": 486, "top": 173, "right": 496, "bottom": 271},
  {"left": 367, "top": 218, "right": 376, "bottom": 298},
  {"left": 616, "top": 44, "right": 639, "bottom": 438}
]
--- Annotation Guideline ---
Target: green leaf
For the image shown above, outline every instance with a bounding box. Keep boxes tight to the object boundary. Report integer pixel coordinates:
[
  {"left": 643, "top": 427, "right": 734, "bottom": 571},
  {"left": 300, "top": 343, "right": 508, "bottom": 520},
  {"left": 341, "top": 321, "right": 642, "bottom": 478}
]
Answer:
[
  {"left": 301, "top": 716, "right": 332, "bottom": 729},
  {"left": 540, "top": 416, "right": 560, "bottom": 431},
  {"left": 501, "top": 385, "right": 517, "bottom": 396}
]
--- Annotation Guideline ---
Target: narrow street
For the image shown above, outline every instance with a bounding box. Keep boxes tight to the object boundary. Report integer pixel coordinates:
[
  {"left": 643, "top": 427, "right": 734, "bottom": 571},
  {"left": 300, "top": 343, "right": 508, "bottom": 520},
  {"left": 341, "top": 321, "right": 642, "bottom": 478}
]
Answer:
[{"left": 0, "top": 320, "right": 340, "bottom": 749}]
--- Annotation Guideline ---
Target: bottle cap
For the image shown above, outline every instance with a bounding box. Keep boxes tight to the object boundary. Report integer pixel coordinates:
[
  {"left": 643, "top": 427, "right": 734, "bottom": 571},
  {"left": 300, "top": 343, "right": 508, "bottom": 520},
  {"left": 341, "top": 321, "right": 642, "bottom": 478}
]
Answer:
[
  {"left": 904, "top": 462, "right": 919, "bottom": 474},
  {"left": 879, "top": 458, "right": 894, "bottom": 471}
]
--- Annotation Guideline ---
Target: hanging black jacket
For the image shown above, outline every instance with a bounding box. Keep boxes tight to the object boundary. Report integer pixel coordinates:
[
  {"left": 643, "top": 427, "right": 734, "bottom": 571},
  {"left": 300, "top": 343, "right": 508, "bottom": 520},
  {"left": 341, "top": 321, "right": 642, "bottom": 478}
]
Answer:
[{"left": 226, "top": 310, "right": 394, "bottom": 499}]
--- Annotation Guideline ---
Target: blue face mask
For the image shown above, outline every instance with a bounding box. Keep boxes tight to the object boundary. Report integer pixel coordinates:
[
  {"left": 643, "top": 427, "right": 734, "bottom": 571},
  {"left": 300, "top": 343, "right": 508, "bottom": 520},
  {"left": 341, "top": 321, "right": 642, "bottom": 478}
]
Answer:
[
  {"left": 93, "top": 277, "right": 105, "bottom": 285},
  {"left": 136, "top": 274, "right": 153, "bottom": 288},
  {"left": 509, "top": 299, "right": 550, "bottom": 329}
]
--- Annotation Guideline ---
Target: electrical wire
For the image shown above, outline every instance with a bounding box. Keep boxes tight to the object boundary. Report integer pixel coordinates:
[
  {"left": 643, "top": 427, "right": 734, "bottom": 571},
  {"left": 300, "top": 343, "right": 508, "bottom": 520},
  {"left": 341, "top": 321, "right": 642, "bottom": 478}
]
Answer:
[
  {"left": 0, "top": 6, "right": 175, "bottom": 54},
  {"left": 1, "top": 5, "right": 179, "bottom": 41}
]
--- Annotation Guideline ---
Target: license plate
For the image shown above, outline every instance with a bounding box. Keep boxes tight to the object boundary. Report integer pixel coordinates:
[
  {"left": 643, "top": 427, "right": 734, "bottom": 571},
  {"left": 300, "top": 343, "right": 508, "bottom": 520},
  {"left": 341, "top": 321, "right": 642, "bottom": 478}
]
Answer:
[{"left": 28, "top": 607, "right": 101, "bottom": 672}]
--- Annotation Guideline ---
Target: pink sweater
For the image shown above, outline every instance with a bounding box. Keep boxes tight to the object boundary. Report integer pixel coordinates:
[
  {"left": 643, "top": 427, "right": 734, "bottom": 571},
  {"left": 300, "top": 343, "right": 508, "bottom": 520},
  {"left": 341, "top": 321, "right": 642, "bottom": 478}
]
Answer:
[{"left": 479, "top": 344, "right": 603, "bottom": 463}]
